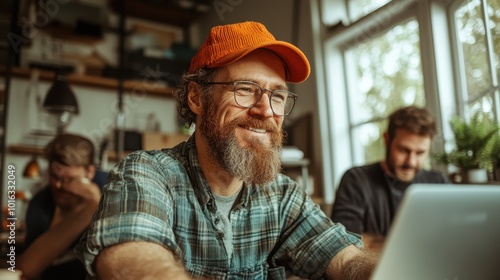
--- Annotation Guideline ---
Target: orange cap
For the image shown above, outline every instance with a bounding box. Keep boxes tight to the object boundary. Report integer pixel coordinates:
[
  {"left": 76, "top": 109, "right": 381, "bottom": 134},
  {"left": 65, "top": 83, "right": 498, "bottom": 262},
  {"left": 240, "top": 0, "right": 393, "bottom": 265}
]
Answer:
[{"left": 189, "top": 21, "right": 310, "bottom": 83}]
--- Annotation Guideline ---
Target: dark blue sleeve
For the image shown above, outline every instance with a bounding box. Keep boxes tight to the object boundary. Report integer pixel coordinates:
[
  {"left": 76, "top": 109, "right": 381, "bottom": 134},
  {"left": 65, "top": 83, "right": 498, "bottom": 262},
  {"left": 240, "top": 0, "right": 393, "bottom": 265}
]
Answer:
[
  {"left": 92, "top": 168, "right": 109, "bottom": 190},
  {"left": 23, "top": 187, "right": 54, "bottom": 250}
]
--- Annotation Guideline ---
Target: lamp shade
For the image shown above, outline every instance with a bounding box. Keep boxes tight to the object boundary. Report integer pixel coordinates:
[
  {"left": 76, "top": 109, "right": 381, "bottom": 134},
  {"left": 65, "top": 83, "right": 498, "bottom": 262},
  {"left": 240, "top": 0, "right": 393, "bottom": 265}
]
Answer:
[
  {"left": 43, "top": 73, "right": 79, "bottom": 114},
  {"left": 23, "top": 155, "right": 41, "bottom": 179}
]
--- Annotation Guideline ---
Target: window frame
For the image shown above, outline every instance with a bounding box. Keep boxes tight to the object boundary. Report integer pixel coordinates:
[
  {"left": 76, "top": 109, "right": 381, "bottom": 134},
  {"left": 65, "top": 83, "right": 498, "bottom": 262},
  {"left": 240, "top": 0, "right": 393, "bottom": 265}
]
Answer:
[
  {"left": 310, "top": 0, "right": 466, "bottom": 204},
  {"left": 449, "top": 0, "right": 500, "bottom": 121}
]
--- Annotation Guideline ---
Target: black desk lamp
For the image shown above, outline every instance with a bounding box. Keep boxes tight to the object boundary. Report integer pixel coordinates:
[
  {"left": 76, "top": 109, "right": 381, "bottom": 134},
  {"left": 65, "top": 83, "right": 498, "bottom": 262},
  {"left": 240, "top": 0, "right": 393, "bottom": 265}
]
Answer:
[{"left": 42, "top": 65, "right": 79, "bottom": 134}]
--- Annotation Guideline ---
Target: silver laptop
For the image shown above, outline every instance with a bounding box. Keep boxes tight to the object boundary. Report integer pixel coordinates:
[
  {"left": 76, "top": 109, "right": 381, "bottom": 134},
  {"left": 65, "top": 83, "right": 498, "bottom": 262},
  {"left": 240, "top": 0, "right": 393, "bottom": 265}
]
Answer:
[{"left": 371, "top": 183, "right": 500, "bottom": 280}]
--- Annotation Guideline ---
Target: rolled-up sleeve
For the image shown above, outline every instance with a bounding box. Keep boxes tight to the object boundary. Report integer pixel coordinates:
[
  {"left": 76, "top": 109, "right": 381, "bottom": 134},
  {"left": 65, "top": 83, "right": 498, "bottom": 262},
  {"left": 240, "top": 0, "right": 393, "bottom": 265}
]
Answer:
[
  {"left": 273, "top": 184, "right": 363, "bottom": 279},
  {"left": 75, "top": 151, "right": 182, "bottom": 277}
]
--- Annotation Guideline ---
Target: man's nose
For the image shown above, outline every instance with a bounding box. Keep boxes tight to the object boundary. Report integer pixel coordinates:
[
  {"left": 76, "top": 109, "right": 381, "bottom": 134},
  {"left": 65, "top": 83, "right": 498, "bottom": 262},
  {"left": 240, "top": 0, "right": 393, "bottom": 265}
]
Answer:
[
  {"left": 249, "top": 92, "right": 274, "bottom": 118},
  {"left": 406, "top": 153, "right": 417, "bottom": 166}
]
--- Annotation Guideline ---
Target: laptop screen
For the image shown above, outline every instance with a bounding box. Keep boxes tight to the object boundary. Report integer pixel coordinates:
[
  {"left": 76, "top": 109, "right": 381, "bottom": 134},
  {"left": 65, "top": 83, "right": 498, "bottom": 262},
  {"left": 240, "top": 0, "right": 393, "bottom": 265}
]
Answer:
[{"left": 371, "top": 184, "right": 500, "bottom": 280}]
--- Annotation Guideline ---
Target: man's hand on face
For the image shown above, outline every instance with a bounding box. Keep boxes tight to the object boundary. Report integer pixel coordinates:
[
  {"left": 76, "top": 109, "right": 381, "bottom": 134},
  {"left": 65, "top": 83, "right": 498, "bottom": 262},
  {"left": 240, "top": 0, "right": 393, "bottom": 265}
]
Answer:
[
  {"left": 51, "top": 177, "right": 101, "bottom": 227},
  {"left": 60, "top": 177, "right": 100, "bottom": 200}
]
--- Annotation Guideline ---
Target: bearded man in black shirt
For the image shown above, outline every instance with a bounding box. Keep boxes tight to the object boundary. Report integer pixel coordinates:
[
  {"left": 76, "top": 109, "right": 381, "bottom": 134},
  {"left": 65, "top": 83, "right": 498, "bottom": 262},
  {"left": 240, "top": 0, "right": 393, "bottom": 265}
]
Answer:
[{"left": 331, "top": 106, "right": 450, "bottom": 252}]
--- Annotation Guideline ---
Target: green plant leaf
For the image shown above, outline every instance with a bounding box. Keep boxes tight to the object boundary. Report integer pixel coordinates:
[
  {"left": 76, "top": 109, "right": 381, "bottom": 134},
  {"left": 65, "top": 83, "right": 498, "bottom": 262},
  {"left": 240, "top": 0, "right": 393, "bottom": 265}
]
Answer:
[{"left": 433, "top": 112, "right": 499, "bottom": 170}]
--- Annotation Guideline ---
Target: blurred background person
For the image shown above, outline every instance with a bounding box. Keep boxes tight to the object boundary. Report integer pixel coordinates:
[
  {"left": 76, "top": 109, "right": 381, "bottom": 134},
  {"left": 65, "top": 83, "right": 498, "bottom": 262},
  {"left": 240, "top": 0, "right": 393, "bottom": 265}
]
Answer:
[
  {"left": 18, "top": 133, "right": 102, "bottom": 280},
  {"left": 331, "top": 106, "right": 449, "bottom": 252}
]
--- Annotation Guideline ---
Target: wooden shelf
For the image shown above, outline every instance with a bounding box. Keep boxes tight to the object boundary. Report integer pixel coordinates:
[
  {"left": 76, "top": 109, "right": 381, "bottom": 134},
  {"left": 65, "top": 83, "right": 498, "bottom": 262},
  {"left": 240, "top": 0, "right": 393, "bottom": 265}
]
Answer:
[
  {"left": 110, "top": 0, "right": 207, "bottom": 27},
  {"left": 0, "top": 66, "right": 176, "bottom": 99},
  {"left": 8, "top": 144, "right": 44, "bottom": 156}
]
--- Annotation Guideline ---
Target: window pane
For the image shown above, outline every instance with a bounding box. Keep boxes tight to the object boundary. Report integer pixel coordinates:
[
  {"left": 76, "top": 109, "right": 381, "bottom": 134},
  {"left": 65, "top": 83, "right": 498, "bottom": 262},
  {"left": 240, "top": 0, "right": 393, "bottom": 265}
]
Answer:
[
  {"left": 455, "top": 0, "right": 493, "bottom": 102},
  {"left": 345, "top": 19, "right": 425, "bottom": 125},
  {"left": 348, "top": 0, "right": 391, "bottom": 22},
  {"left": 468, "top": 95, "right": 495, "bottom": 119},
  {"left": 344, "top": 19, "right": 425, "bottom": 164},
  {"left": 351, "top": 121, "right": 385, "bottom": 164},
  {"left": 487, "top": 0, "right": 500, "bottom": 83}
]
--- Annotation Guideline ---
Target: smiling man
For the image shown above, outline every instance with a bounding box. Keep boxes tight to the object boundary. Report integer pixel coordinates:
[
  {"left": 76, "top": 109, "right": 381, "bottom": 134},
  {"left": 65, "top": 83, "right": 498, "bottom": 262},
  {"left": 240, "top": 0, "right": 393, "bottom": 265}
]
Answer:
[
  {"left": 331, "top": 106, "right": 450, "bottom": 252},
  {"left": 76, "top": 21, "right": 378, "bottom": 279}
]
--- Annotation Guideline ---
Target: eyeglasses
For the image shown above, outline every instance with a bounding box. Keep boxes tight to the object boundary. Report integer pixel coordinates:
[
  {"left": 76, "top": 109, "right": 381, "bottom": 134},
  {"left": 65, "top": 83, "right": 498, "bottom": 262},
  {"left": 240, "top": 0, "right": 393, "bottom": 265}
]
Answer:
[
  {"left": 204, "top": 81, "right": 298, "bottom": 116},
  {"left": 49, "top": 170, "right": 84, "bottom": 186},
  {"left": 50, "top": 174, "right": 79, "bottom": 186}
]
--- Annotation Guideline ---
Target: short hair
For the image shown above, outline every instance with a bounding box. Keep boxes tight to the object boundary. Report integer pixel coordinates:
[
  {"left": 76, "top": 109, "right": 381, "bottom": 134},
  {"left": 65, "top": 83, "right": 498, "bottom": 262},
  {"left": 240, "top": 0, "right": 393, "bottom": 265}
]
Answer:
[
  {"left": 387, "top": 106, "right": 437, "bottom": 139},
  {"left": 44, "top": 133, "right": 95, "bottom": 167}
]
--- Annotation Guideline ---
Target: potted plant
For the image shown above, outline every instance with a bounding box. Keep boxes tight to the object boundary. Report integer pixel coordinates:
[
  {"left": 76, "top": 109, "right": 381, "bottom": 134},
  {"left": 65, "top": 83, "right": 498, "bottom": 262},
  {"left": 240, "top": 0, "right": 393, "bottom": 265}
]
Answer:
[
  {"left": 490, "top": 132, "right": 500, "bottom": 181},
  {"left": 434, "top": 112, "right": 499, "bottom": 183}
]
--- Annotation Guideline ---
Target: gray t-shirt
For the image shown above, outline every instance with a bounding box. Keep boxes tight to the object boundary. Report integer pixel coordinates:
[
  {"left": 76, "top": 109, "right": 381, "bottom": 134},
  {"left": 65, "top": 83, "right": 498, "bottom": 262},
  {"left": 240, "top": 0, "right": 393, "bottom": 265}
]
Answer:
[{"left": 213, "top": 190, "right": 240, "bottom": 261}]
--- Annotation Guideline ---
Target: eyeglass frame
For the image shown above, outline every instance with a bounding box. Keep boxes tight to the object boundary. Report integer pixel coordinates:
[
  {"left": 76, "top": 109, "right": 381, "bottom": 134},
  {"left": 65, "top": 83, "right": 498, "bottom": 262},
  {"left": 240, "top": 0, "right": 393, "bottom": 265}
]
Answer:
[
  {"left": 201, "top": 80, "right": 298, "bottom": 116},
  {"left": 49, "top": 172, "right": 85, "bottom": 186},
  {"left": 48, "top": 164, "right": 90, "bottom": 186}
]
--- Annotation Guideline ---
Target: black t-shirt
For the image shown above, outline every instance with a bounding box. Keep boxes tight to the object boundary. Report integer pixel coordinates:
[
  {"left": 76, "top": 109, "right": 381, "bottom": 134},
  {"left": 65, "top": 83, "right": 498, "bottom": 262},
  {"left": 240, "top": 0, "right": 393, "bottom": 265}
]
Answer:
[
  {"left": 24, "top": 187, "right": 88, "bottom": 280},
  {"left": 23, "top": 171, "right": 107, "bottom": 279},
  {"left": 330, "top": 162, "right": 449, "bottom": 235}
]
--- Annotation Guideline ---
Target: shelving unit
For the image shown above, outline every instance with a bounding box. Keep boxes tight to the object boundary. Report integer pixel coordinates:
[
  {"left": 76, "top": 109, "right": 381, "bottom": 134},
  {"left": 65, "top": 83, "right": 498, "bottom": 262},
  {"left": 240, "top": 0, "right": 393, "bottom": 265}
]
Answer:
[
  {"left": 1, "top": 0, "right": 19, "bottom": 195},
  {"left": 3, "top": 0, "right": 209, "bottom": 163},
  {"left": 109, "top": 0, "right": 209, "bottom": 161},
  {"left": 0, "top": 66, "right": 176, "bottom": 98}
]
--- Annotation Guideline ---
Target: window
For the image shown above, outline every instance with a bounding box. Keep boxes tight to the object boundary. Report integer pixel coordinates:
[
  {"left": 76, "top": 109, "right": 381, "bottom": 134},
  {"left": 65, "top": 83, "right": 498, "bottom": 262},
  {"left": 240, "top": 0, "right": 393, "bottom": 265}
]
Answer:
[
  {"left": 311, "top": 0, "right": 500, "bottom": 204},
  {"left": 346, "top": 19, "right": 425, "bottom": 164},
  {"left": 347, "top": 0, "right": 391, "bottom": 22},
  {"left": 452, "top": 0, "right": 500, "bottom": 120}
]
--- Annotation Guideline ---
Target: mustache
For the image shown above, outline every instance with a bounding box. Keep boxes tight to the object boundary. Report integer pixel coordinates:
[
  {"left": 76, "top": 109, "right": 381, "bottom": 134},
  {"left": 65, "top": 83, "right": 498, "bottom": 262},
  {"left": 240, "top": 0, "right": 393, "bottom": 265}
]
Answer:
[
  {"left": 401, "top": 163, "right": 414, "bottom": 169},
  {"left": 231, "top": 118, "right": 280, "bottom": 133}
]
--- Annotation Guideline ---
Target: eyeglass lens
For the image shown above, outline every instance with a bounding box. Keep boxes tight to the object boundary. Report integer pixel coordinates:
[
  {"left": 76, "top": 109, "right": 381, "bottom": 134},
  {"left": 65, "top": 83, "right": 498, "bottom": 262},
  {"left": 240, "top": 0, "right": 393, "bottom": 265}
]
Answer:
[{"left": 233, "top": 81, "right": 295, "bottom": 115}]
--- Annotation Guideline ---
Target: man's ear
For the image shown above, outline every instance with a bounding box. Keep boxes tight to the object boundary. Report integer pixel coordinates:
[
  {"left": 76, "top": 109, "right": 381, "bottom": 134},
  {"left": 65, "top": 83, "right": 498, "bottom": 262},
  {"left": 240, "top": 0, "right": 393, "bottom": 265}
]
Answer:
[
  {"left": 187, "top": 82, "right": 203, "bottom": 115},
  {"left": 383, "top": 132, "right": 390, "bottom": 146},
  {"left": 87, "top": 164, "right": 96, "bottom": 180}
]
